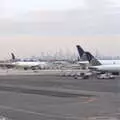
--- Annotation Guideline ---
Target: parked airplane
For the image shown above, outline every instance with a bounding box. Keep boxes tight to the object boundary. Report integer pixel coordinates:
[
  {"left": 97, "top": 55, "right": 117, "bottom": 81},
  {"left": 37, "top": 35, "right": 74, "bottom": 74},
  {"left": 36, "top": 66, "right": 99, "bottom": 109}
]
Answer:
[
  {"left": 76, "top": 45, "right": 120, "bottom": 77},
  {"left": 76, "top": 45, "right": 120, "bottom": 65},
  {"left": 0, "top": 53, "right": 49, "bottom": 70},
  {"left": 85, "top": 52, "right": 120, "bottom": 75},
  {"left": 13, "top": 61, "right": 49, "bottom": 70}
]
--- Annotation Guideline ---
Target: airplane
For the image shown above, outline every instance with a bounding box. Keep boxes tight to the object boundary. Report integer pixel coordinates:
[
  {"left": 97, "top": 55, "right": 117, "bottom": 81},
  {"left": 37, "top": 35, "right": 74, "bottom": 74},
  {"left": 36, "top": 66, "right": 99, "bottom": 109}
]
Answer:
[
  {"left": 85, "top": 52, "right": 120, "bottom": 75},
  {"left": 76, "top": 45, "right": 120, "bottom": 65},
  {"left": 13, "top": 61, "right": 49, "bottom": 70},
  {"left": 76, "top": 45, "right": 120, "bottom": 77},
  {"left": 0, "top": 53, "right": 49, "bottom": 70}
]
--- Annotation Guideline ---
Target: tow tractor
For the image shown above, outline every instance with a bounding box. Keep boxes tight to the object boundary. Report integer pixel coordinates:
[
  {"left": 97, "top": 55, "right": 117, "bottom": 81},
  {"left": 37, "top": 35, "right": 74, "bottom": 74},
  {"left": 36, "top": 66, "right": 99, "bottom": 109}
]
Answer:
[
  {"left": 97, "top": 73, "right": 115, "bottom": 79},
  {"left": 74, "top": 72, "right": 92, "bottom": 79}
]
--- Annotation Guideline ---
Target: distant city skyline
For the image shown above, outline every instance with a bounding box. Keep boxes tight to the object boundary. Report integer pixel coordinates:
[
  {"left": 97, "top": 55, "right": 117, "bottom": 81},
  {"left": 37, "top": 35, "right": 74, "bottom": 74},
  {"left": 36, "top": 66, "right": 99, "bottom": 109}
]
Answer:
[{"left": 0, "top": 36, "right": 120, "bottom": 60}]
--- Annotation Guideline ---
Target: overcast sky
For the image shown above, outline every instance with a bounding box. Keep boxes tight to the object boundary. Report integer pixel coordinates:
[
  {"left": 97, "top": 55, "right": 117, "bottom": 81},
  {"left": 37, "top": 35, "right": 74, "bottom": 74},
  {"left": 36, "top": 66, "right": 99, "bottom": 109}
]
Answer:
[{"left": 0, "top": 0, "right": 120, "bottom": 59}]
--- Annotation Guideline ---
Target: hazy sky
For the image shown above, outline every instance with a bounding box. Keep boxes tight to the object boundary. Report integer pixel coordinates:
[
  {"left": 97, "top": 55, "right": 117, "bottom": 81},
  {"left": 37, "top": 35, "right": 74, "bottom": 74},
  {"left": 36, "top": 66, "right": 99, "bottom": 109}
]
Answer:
[{"left": 0, "top": 0, "right": 120, "bottom": 59}]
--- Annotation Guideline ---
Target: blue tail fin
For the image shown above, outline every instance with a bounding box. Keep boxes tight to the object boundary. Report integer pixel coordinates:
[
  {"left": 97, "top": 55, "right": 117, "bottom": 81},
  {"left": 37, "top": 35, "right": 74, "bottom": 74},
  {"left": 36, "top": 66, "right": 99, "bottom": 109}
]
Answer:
[
  {"left": 76, "top": 45, "right": 88, "bottom": 61},
  {"left": 11, "top": 53, "right": 15, "bottom": 60},
  {"left": 76, "top": 45, "right": 85, "bottom": 58}
]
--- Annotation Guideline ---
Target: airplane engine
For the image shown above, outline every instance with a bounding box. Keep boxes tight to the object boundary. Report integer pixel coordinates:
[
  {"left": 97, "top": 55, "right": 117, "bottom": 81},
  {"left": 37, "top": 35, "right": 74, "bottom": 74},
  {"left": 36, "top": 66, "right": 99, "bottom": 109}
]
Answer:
[{"left": 112, "top": 72, "right": 119, "bottom": 75}]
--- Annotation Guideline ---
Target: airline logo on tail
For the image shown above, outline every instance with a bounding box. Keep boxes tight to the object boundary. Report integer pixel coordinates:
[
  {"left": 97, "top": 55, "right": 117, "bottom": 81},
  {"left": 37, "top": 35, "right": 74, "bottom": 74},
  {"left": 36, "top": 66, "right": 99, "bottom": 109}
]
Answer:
[
  {"left": 85, "top": 52, "right": 101, "bottom": 66},
  {"left": 76, "top": 45, "right": 101, "bottom": 66},
  {"left": 76, "top": 45, "right": 88, "bottom": 61}
]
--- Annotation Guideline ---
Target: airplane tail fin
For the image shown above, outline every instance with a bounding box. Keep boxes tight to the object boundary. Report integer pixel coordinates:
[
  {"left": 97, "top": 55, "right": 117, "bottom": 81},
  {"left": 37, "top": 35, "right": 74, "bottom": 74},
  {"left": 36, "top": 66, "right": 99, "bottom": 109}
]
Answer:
[
  {"left": 76, "top": 45, "right": 85, "bottom": 58},
  {"left": 76, "top": 45, "right": 88, "bottom": 61},
  {"left": 11, "top": 53, "right": 15, "bottom": 60},
  {"left": 76, "top": 45, "right": 102, "bottom": 66},
  {"left": 85, "top": 52, "right": 102, "bottom": 66}
]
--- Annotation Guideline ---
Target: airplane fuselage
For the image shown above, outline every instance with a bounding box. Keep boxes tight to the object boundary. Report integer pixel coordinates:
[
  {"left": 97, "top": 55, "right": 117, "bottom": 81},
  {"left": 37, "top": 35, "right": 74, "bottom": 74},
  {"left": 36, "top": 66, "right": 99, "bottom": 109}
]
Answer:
[
  {"left": 89, "top": 64, "right": 120, "bottom": 72},
  {"left": 78, "top": 60, "right": 120, "bottom": 65},
  {"left": 12, "top": 61, "right": 48, "bottom": 69}
]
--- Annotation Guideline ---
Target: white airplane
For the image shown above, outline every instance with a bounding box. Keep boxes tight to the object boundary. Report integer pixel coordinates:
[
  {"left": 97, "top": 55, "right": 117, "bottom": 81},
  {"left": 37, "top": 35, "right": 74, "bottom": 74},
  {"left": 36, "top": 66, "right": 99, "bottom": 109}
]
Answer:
[
  {"left": 0, "top": 53, "right": 49, "bottom": 70},
  {"left": 85, "top": 51, "right": 120, "bottom": 75},
  {"left": 76, "top": 45, "right": 120, "bottom": 65},
  {"left": 12, "top": 61, "right": 49, "bottom": 70}
]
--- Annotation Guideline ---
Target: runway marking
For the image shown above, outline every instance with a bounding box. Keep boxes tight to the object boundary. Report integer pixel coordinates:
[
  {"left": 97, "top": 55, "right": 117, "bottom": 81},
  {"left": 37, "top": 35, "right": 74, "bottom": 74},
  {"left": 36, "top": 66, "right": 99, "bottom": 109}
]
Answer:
[
  {"left": 88, "top": 116, "right": 118, "bottom": 120},
  {"left": 83, "top": 97, "right": 98, "bottom": 103},
  {"left": 0, "top": 105, "right": 81, "bottom": 120}
]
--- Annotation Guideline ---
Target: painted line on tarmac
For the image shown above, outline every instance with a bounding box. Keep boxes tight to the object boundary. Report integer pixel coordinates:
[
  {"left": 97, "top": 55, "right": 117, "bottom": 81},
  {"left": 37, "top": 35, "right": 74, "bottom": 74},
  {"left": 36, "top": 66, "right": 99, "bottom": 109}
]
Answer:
[
  {"left": 83, "top": 97, "right": 98, "bottom": 103},
  {"left": 0, "top": 105, "right": 81, "bottom": 120}
]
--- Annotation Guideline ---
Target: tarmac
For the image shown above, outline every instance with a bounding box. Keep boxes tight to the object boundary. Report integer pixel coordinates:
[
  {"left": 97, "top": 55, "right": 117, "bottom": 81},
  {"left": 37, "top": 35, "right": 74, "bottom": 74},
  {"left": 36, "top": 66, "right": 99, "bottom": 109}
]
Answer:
[{"left": 0, "top": 69, "right": 119, "bottom": 120}]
